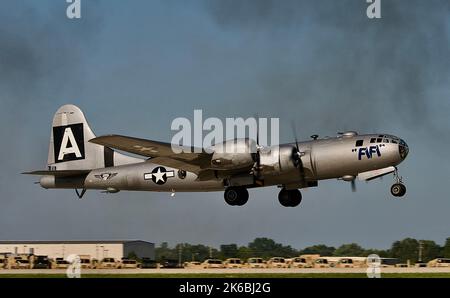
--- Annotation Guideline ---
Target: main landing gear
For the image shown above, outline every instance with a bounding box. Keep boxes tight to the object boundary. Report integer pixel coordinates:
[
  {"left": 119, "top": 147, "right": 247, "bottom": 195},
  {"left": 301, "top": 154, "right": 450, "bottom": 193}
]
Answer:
[
  {"left": 278, "top": 188, "right": 302, "bottom": 207},
  {"left": 224, "top": 187, "right": 249, "bottom": 206},
  {"left": 224, "top": 173, "right": 406, "bottom": 205},
  {"left": 224, "top": 187, "right": 303, "bottom": 207},
  {"left": 390, "top": 167, "right": 406, "bottom": 197}
]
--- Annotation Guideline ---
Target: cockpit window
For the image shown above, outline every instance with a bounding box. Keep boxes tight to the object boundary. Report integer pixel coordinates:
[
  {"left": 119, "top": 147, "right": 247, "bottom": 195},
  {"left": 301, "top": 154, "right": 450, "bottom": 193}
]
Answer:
[
  {"left": 370, "top": 138, "right": 376, "bottom": 143},
  {"left": 355, "top": 140, "right": 364, "bottom": 147},
  {"left": 391, "top": 139, "right": 398, "bottom": 144},
  {"left": 383, "top": 139, "right": 389, "bottom": 143},
  {"left": 399, "top": 139, "right": 408, "bottom": 159},
  {"left": 376, "top": 138, "right": 382, "bottom": 143}
]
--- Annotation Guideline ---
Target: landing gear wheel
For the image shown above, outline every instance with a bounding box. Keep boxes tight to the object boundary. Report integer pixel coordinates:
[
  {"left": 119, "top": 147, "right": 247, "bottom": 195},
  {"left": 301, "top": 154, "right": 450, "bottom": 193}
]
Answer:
[
  {"left": 391, "top": 183, "right": 406, "bottom": 197},
  {"left": 391, "top": 167, "right": 406, "bottom": 197},
  {"left": 278, "top": 189, "right": 290, "bottom": 207},
  {"left": 278, "top": 188, "right": 302, "bottom": 207},
  {"left": 236, "top": 195, "right": 248, "bottom": 206},
  {"left": 235, "top": 188, "right": 249, "bottom": 206},
  {"left": 224, "top": 187, "right": 239, "bottom": 205},
  {"left": 224, "top": 187, "right": 249, "bottom": 206}
]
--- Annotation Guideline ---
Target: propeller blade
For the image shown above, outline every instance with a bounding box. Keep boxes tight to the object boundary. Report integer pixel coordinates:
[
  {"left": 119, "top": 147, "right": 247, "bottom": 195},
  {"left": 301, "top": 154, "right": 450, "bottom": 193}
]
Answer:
[
  {"left": 252, "top": 113, "right": 263, "bottom": 179},
  {"left": 256, "top": 114, "right": 259, "bottom": 146},
  {"left": 298, "top": 158, "right": 306, "bottom": 185},
  {"left": 291, "top": 122, "right": 299, "bottom": 151},
  {"left": 291, "top": 122, "right": 306, "bottom": 186}
]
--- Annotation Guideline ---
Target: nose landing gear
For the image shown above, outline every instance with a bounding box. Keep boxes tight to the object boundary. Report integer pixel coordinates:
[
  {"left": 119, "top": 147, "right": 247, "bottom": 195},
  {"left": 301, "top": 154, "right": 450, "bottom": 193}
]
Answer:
[{"left": 390, "top": 167, "right": 406, "bottom": 197}]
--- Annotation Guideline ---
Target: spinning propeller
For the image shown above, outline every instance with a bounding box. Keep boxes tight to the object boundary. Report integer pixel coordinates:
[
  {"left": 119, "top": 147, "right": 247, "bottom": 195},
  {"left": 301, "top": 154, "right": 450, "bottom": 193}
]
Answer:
[
  {"left": 351, "top": 179, "right": 356, "bottom": 192},
  {"left": 291, "top": 123, "right": 306, "bottom": 186},
  {"left": 252, "top": 123, "right": 264, "bottom": 180}
]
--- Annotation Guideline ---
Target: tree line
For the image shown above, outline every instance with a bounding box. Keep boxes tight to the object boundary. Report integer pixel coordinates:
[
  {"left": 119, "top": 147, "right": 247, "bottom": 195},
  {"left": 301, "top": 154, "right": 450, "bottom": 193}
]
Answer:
[{"left": 155, "top": 237, "right": 450, "bottom": 264}]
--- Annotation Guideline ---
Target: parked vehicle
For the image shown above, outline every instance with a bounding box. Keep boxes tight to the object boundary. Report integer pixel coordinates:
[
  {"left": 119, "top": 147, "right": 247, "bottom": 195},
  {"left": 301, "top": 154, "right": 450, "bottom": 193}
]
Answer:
[
  {"left": 0, "top": 254, "right": 10, "bottom": 269},
  {"left": 267, "top": 257, "right": 288, "bottom": 268},
  {"left": 313, "top": 258, "right": 331, "bottom": 268},
  {"left": 140, "top": 258, "right": 158, "bottom": 269},
  {"left": 183, "top": 261, "right": 202, "bottom": 269},
  {"left": 224, "top": 258, "right": 243, "bottom": 269},
  {"left": 80, "top": 255, "right": 94, "bottom": 269},
  {"left": 349, "top": 257, "right": 367, "bottom": 268},
  {"left": 289, "top": 257, "right": 311, "bottom": 268},
  {"left": 300, "top": 254, "right": 321, "bottom": 263},
  {"left": 15, "top": 258, "right": 32, "bottom": 269},
  {"left": 98, "top": 258, "right": 118, "bottom": 269},
  {"left": 202, "top": 259, "right": 224, "bottom": 269},
  {"left": 119, "top": 259, "right": 139, "bottom": 269},
  {"left": 161, "top": 259, "right": 182, "bottom": 268},
  {"left": 335, "top": 258, "right": 355, "bottom": 268},
  {"left": 428, "top": 258, "right": 450, "bottom": 267},
  {"left": 246, "top": 258, "right": 266, "bottom": 268},
  {"left": 32, "top": 255, "right": 51, "bottom": 269},
  {"left": 51, "top": 258, "right": 70, "bottom": 269}
]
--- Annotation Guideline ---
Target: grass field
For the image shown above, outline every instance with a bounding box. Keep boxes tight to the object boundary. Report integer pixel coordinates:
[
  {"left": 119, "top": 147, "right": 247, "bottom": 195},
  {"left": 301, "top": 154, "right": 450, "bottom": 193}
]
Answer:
[{"left": 1, "top": 273, "right": 450, "bottom": 278}]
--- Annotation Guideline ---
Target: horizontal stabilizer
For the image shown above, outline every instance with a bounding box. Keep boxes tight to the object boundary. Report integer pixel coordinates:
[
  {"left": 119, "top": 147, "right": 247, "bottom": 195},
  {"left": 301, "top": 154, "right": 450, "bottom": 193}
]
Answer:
[{"left": 22, "top": 170, "right": 91, "bottom": 177}]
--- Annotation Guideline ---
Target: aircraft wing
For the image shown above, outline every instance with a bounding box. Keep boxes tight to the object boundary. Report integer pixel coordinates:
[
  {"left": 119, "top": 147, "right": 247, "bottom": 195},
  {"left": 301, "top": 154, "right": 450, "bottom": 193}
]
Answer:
[{"left": 90, "top": 135, "right": 211, "bottom": 174}]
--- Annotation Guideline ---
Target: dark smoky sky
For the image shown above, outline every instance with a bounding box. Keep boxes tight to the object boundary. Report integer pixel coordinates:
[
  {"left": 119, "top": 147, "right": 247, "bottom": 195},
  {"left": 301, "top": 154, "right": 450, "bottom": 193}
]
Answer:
[
  {"left": 1, "top": 0, "right": 449, "bottom": 250},
  {"left": 204, "top": 0, "right": 449, "bottom": 133}
]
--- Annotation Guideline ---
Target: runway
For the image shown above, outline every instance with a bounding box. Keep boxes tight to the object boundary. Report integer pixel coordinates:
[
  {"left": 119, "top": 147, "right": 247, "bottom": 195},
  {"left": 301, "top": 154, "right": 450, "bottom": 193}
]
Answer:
[{"left": 1, "top": 267, "right": 450, "bottom": 275}]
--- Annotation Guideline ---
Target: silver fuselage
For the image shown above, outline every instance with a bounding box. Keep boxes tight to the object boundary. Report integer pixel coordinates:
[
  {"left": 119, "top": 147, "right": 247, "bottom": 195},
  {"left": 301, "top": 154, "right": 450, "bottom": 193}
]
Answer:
[{"left": 40, "top": 133, "right": 408, "bottom": 192}]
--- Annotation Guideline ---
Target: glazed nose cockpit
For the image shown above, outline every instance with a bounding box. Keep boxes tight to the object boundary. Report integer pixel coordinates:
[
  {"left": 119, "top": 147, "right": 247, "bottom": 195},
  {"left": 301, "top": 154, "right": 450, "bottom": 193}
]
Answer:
[
  {"left": 399, "top": 139, "right": 409, "bottom": 160},
  {"left": 368, "top": 135, "right": 409, "bottom": 161}
]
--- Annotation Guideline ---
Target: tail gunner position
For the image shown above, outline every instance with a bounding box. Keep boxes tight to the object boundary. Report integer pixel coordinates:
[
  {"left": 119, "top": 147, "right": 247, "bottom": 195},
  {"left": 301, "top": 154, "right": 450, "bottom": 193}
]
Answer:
[{"left": 24, "top": 105, "right": 409, "bottom": 207}]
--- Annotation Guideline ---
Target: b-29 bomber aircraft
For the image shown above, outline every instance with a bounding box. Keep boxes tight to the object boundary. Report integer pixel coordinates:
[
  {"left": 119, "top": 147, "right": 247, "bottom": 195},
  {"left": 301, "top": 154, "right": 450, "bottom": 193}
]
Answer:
[{"left": 24, "top": 105, "right": 409, "bottom": 207}]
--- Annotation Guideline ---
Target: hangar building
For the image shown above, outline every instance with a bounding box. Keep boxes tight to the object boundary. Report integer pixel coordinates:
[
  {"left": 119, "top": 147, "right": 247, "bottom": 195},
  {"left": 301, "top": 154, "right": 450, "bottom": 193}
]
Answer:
[{"left": 0, "top": 240, "right": 155, "bottom": 261}]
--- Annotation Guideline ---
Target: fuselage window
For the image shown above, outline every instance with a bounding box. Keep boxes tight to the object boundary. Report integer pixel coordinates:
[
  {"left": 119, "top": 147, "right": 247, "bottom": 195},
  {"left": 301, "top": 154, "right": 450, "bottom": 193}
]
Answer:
[{"left": 355, "top": 140, "right": 364, "bottom": 147}]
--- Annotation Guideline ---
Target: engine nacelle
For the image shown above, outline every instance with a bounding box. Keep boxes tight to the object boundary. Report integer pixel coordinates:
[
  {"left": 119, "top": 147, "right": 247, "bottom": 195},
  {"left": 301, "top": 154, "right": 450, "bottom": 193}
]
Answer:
[
  {"left": 209, "top": 139, "right": 255, "bottom": 170},
  {"left": 278, "top": 145, "right": 298, "bottom": 172}
]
